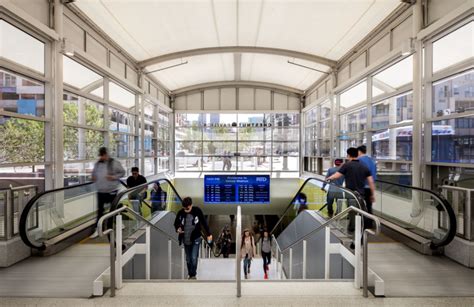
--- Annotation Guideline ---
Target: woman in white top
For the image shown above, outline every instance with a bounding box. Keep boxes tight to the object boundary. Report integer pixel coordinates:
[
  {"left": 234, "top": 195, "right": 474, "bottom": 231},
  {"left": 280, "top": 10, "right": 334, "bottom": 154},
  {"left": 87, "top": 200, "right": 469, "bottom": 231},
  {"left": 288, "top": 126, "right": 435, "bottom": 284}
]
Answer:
[{"left": 240, "top": 229, "right": 256, "bottom": 279}]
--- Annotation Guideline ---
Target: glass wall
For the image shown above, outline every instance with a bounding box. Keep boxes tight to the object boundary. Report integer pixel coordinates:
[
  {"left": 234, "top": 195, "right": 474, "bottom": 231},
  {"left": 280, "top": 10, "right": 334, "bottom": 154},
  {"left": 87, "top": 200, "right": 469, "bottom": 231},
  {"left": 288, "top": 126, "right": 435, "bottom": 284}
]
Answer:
[
  {"left": 175, "top": 113, "right": 299, "bottom": 173},
  {"left": 0, "top": 19, "right": 47, "bottom": 191}
]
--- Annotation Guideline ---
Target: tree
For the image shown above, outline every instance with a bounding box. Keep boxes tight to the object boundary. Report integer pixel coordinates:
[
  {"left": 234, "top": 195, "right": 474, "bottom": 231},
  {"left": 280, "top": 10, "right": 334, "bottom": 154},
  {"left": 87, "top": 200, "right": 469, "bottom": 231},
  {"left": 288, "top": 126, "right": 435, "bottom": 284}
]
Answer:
[{"left": 0, "top": 118, "right": 45, "bottom": 166}]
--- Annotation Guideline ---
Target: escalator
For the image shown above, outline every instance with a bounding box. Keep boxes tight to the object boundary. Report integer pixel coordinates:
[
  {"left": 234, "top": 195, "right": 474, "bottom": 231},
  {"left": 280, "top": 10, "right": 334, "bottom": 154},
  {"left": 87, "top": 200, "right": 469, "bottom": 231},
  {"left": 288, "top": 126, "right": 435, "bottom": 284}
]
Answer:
[
  {"left": 271, "top": 177, "right": 457, "bottom": 254},
  {"left": 18, "top": 178, "right": 181, "bottom": 255}
]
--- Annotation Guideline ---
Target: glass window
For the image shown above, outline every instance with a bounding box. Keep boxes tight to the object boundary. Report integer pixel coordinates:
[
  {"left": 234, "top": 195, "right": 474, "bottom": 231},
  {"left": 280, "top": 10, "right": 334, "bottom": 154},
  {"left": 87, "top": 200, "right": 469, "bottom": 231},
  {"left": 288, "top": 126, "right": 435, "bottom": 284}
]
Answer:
[
  {"left": 109, "top": 108, "right": 135, "bottom": 133},
  {"left": 63, "top": 93, "right": 104, "bottom": 128},
  {"left": 64, "top": 162, "right": 94, "bottom": 185},
  {"left": 176, "top": 113, "right": 202, "bottom": 127},
  {"left": 273, "top": 127, "right": 299, "bottom": 141},
  {"left": 372, "top": 56, "right": 413, "bottom": 98},
  {"left": 432, "top": 117, "right": 474, "bottom": 163},
  {"left": 273, "top": 142, "right": 299, "bottom": 156},
  {"left": 238, "top": 142, "right": 270, "bottom": 156},
  {"left": 144, "top": 158, "right": 155, "bottom": 176},
  {"left": 109, "top": 82, "right": 135, "bottom": 108},
  {"left": 432, "top": 70, "right": 473, "bottom": 117},
  {"left": 339, "top": 81, "right": 367, "bottom": 110},
  {"left": 320, "top": 100, "right": 331, "bottom": 120},
  {"left": 339, "top": 133, "right": 366, "bottom": 157},
  {"left": 0, "top": 116, "right": 44, "bottom": 163},
  {"left": 109, "top": 133, "right": 135, "bottom": 158},
  {"left": 175, "top": 127, "right": 201, "bottom": 141},
  {"left": 270, "top": 113, "right": 299, "bottom": 127},
  {"left": 433, "top": 22, "right": 473, "bottom": 73},
  {"left": 204, "top": 127, "right": 237, "bottom": 141},
  {"left": 0, "top": 70, "right": 45, "bottom": 117},
  {"left": 158, "top": 110, "right": 170, "bottom": 127},
  {"left": 0, "top": 165, "right": 45, "bottom": 192},
  {"left": 0, "top": 20, "right": 44, "bottom": 73},
  {"left": 63, "top": 56, "right": 103, "bottom": 98},
  {"left": 372, "top": 92, "right": 413, "bottom": 129},
  {"left": 238, "top": 127, "right": 267, "bottom": 141},
  {"left": 63, "top": 127, "right": 104, "bottom": 161},
  {"left": 158, "top": 157, "right": 170, "bottom": 172},
  {"left": 204, "top": 113, "right": 237, "bottom": 127},
  {"left": 320, "top": 139, "right": 332, "bottom": 157},
  {"left": 305, "top": 108, "right": 317, "bottom": 125},
  {"left": 372, "top": 126, "right": 413, "bottom": 160},
  {"left": 340, "top": 108, "right": 367, "bottom": 134},
  {"left": 272, "top": 157, "right": 299, "bottom": 171},
  {"left": 320, "top": 120, "right": 330, "bottom": 139}
]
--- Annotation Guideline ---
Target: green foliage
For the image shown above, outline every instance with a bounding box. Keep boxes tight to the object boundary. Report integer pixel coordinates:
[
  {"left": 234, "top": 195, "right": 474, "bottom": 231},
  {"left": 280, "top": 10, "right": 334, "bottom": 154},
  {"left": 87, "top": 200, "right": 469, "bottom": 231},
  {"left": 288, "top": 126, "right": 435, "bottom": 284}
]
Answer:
[{"left": 0, "top": 118, "right": 45, "bottom": 163}]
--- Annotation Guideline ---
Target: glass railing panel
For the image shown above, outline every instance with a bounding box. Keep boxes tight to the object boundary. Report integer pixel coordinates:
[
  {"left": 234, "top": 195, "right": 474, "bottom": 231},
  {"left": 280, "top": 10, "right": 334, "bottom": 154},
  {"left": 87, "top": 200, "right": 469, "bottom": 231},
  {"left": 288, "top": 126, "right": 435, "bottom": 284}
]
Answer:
[
  {"left": 21, "top": 183, "right": 97, "bottom": 248},
  {"left": 272, "top": 178, "right": 365, "bottom": 237},
  {"left": 113, "top": 179, "right": 182, "bottom": 239},
  {"left": 375, "top": 180, "right": 455, "bottom": 246}
]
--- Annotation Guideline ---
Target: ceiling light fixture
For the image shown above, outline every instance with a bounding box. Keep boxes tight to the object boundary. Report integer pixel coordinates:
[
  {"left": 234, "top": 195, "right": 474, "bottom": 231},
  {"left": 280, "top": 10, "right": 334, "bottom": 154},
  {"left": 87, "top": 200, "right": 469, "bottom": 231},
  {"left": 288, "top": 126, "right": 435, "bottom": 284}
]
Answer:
[
  {"left": 287, "top": 60, "right": 329, "bottom": 74},
  {"left": 145, "top": 61, "right": 189, "bottom": 74}
]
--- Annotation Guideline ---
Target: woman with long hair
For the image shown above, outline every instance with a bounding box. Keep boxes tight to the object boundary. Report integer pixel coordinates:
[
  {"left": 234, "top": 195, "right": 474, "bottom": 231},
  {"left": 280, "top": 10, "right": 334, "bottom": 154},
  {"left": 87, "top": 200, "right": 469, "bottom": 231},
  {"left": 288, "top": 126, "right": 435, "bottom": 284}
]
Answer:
[
  {"left": 260, "top": 230, "right": 272, "bottom": 279},
  {"left": 241, "top": 229, "right": 256, "bottom": 279}
]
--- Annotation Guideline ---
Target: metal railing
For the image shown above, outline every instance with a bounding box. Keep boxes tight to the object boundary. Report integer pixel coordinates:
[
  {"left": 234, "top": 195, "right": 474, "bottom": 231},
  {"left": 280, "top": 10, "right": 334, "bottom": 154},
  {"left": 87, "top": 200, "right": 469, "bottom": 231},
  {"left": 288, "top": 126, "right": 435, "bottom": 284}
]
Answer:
[
  {"left": 273, "top": 206, "right": 381, "bottom": 298},
  {"left": 441, "top": 185, "right": 474, "bottom": 240},
  {"left": 0, "top": 185, "right": 37, "bottom": 240},
  {"left": 235, "top": 205, "right": 242, "bottom": 297},
  {"left": 97, "top": 205, "right": 180, "bottom": 297}
]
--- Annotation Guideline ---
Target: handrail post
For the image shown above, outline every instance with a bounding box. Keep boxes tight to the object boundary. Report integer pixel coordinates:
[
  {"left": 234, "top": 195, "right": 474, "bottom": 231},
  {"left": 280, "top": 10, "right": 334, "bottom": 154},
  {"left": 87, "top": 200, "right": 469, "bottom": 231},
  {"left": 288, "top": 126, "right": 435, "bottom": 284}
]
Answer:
[
  {"left": 354, "top": 215, "right": 362, "bottom": 289},
  {"left": 236, "top": 206, "right": 242, "bottom": 297},
  {"left": 115, "top": 214, "right": 123, "bottom": 289},
  {"left": 325, "top": 226, "right": 330, "bottom": 280},
  {"left": 109, "top": 230, "right": 116, "bottom": 297},
  {"left": 168, "top": 239, "right": 172, "bottom": 280},
  {"left": 289, "top": 248, "right": 293, "bottom": 279},
  {"left": 181, "top": 247, "right": 185, "bottom": 279},
  {"left": 302, "top": 240, "right": 307, "bottom": 280},
  {"left": 280, "top": 254, "right": 284, "bottom": 279},
  {"left": 145, "top": 226, "right": 151, "bottom": 280},
  {"left": 363, "top": 230, "right": 369, "bottom": 298}
]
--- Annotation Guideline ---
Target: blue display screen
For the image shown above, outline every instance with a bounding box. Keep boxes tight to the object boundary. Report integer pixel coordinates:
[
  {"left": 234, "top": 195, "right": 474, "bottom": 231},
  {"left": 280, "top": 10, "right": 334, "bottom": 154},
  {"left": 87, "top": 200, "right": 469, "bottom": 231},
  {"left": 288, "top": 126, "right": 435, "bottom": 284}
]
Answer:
[{"left": 204, "top": 175, "right": 270, "bottom": 204}]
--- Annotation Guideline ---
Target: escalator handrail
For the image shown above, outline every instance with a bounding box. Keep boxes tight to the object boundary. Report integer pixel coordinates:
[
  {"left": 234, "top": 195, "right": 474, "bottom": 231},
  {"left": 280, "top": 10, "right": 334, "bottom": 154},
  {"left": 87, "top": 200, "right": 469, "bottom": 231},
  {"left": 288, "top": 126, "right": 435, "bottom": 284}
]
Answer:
[
  {"left": 375, "top": 179, "right": 457, "bottom": 248},
  {"left": 19, "top": 180, "right": 128, "bottom": 249},
  {"left": 270, "top": 177, "right": 367, "bottom": 235}
]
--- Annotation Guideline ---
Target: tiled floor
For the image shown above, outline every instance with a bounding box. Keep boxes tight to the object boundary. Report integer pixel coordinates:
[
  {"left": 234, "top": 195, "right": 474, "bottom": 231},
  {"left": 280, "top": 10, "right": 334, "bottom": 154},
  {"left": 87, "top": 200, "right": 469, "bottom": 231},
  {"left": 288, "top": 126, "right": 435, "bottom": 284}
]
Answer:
[{"left": 197, "top": 258, "right": 279, "bottom": 280}]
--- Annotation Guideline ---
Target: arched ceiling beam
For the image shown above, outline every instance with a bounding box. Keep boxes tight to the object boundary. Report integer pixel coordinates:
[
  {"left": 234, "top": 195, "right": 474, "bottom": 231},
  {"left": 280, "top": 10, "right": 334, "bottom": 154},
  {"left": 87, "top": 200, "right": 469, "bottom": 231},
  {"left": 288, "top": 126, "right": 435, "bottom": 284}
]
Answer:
[
  {"left": 138, "top": 46, "right": 337, "bottom": 69},
  {"left": 171, "top": 81, "right": 304, "bottom": 96}
]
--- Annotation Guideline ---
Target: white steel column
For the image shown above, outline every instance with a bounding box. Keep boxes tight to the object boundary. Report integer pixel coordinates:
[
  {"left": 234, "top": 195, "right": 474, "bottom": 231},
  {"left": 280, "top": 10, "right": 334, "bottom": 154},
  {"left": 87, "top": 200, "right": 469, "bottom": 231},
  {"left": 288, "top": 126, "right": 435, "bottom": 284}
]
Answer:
[
  {"left": 302, "top": 240, "right": 307, "bottom": 280},
  {"left": 115, "top": 215, "right": 123, "bottom": 289},
  {"left": 354, "top": 215, "right": 362, "bottom": 288},
  {"left": 145, "top": 226, "right": 151, "bottom": 280},
  {"left": 52, "top": 0, "right": 64, "bottom": 189},
  {"left": 411, "top": 0, "right": 424, "bottom": 215}
]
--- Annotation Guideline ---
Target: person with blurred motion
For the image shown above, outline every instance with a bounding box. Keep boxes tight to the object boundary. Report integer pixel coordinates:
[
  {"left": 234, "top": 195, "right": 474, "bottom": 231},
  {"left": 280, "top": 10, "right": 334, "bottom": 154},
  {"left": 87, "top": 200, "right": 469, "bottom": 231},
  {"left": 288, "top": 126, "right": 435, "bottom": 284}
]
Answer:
[
  {"left": 126, "top": 167, "right": 147, "bottom": 216},
  {"left": 293, "top": 192, "right": 308, "bottom": 214},
  {"left": 174, "top": 197, "right": 212, "bottom": 279},
  {"left": 91, "top": 147, "right": 125, "bottom": 238},
  {"left": 357, "top": 145, "right": 377, "bottom": 228},
  {"left": 322, "top": 159, "right": 345, "bottom": 217}
]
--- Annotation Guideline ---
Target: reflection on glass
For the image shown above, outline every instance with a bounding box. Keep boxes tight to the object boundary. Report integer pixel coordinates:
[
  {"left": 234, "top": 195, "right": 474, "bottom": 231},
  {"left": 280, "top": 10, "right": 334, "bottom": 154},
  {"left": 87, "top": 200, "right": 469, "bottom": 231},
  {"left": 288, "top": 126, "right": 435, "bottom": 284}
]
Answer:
[
  {"left": 64, "top": 162, "right": 94, "bottom": 185},
  {"left": 372, "top": 126, "right": 413, "bottom": 160},
  {"left": 63, "top": 56, "right": 103, "bottom": 98},
  {"left": 109, "top": 82, "right": 135, "bottom": 108},
  {"left": 339, "top": 133, "right": 366, "bottom": 157},
  {"left": 0, "top": 20, "right": 45, "bottom": 73},
  {"left": 340, "top": 108, "right": 367, "bottom": 133},
  {"left": 433, "top": 22, "right": 473, "bottom": 73},
  {"left": 0, "top": 70, "right": 45, "bottom": 117},
  {"left": 109, "top": 108, "right": 135, "bottom": 133},
  {"left": 340, "top": 81, "right": 367, "bottom": 110},
  {"left": 432, "top": 117, "right": 474, "bottom": 163},
  {"left": 372, "top": 92, "right": 413, "bottom": 130},
  {"left": 432, "top": 70, "right": 473, "bottom": 117},
  {"left": 372, "top": 56, "right": 413, "bottom": 98},
  {"left": 110, "top": 133, "right": 135, "bottom": 158}
]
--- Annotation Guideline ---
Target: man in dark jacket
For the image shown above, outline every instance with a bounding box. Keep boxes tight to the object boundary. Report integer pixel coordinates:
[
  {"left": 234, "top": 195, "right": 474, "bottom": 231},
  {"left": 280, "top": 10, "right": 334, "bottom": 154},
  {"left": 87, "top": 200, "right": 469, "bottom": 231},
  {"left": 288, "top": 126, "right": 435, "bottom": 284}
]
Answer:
[{"left": 174, "top": 197, "right": 212, "bottom": 279}]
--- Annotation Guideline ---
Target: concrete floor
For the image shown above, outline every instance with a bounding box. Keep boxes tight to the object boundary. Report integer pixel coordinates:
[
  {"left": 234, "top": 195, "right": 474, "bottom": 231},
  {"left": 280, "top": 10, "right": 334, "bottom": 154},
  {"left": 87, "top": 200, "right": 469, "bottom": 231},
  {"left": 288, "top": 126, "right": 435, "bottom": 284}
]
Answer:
[{"left": 1, "top": 282, "right": 474, "bottom": 307}]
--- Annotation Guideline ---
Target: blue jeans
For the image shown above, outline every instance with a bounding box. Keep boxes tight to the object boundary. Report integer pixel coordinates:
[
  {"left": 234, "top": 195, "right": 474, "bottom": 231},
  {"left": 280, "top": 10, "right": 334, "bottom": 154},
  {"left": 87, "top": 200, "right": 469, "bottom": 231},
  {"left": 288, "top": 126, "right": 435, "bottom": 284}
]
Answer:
[
  {"left": 243, "top": 257, "right": 252, "bottom": 275},
  {"left": 184, "top": 239, "right": 201, "bottom": 277}
]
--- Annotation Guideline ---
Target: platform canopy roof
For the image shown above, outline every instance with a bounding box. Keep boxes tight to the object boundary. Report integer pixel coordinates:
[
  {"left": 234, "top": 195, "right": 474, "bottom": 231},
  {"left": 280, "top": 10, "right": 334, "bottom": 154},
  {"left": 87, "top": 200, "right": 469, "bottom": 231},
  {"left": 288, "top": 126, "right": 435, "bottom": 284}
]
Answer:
[{"left": 75, "top": 0, "right": 402, "bottom": 93}]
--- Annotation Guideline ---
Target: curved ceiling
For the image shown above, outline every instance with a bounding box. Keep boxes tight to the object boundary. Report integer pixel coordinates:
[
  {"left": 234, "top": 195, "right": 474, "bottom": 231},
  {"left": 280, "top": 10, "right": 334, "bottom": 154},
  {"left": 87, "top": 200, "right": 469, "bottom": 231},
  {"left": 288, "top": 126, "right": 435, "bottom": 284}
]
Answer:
[{"left": 75, "top": 0, "right": 401, "bottom": 92}]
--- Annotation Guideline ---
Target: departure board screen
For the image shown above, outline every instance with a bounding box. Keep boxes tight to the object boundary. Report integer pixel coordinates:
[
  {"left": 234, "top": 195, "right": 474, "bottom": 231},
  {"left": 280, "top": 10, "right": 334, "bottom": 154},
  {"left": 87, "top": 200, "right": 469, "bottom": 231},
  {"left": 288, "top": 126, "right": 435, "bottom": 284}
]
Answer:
[{"left": 204, "top": 175, "right": 270, "bottom": 204}]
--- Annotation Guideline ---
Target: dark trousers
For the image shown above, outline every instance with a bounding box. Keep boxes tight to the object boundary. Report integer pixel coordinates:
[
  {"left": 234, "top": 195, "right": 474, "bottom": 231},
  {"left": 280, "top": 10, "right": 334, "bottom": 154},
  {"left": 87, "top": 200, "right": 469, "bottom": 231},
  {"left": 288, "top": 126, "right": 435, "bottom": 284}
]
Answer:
[
  {"left": 363, "top": 188, "right": 373, "bottom": 229},
  {"left": 97, "top": 191, "right": 117, "bottom": 226},
  {"left": 325, "top": 191, "right": 342, "bottom": 216},
  {"left": 184, "top": 239, "right": 201, "bottom": 277},
  {"left": 262, "top": 251, "right": 271, "bottom": 273}
]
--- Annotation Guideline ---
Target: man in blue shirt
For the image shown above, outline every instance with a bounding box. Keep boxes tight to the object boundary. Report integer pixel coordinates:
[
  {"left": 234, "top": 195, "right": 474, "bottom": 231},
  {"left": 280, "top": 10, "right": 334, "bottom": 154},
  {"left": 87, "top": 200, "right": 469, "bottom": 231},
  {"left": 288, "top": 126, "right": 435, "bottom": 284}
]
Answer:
[
  {"left": 323, "top": 159, "right": 345, "bottom": 217},
  {"left": 357, "top": 145, "right": 377, "bottom": 227}
]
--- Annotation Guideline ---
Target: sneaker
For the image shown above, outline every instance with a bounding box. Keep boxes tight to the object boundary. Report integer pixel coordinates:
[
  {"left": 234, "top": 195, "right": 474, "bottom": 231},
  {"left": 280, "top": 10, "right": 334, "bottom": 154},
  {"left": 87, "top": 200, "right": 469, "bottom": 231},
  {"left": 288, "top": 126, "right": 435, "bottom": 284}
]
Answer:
[
  {"left": 244, "top": 274, "right": 248, "bottom": 279},
  {"left": 264, "top": 273, "right": 268, "bottom": 279},
  {"left": 190, "top": 276, "right": 197, "bottom": 280},
  {"left": 89, "top": 230, "right": 98, "bottom": 239}
]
